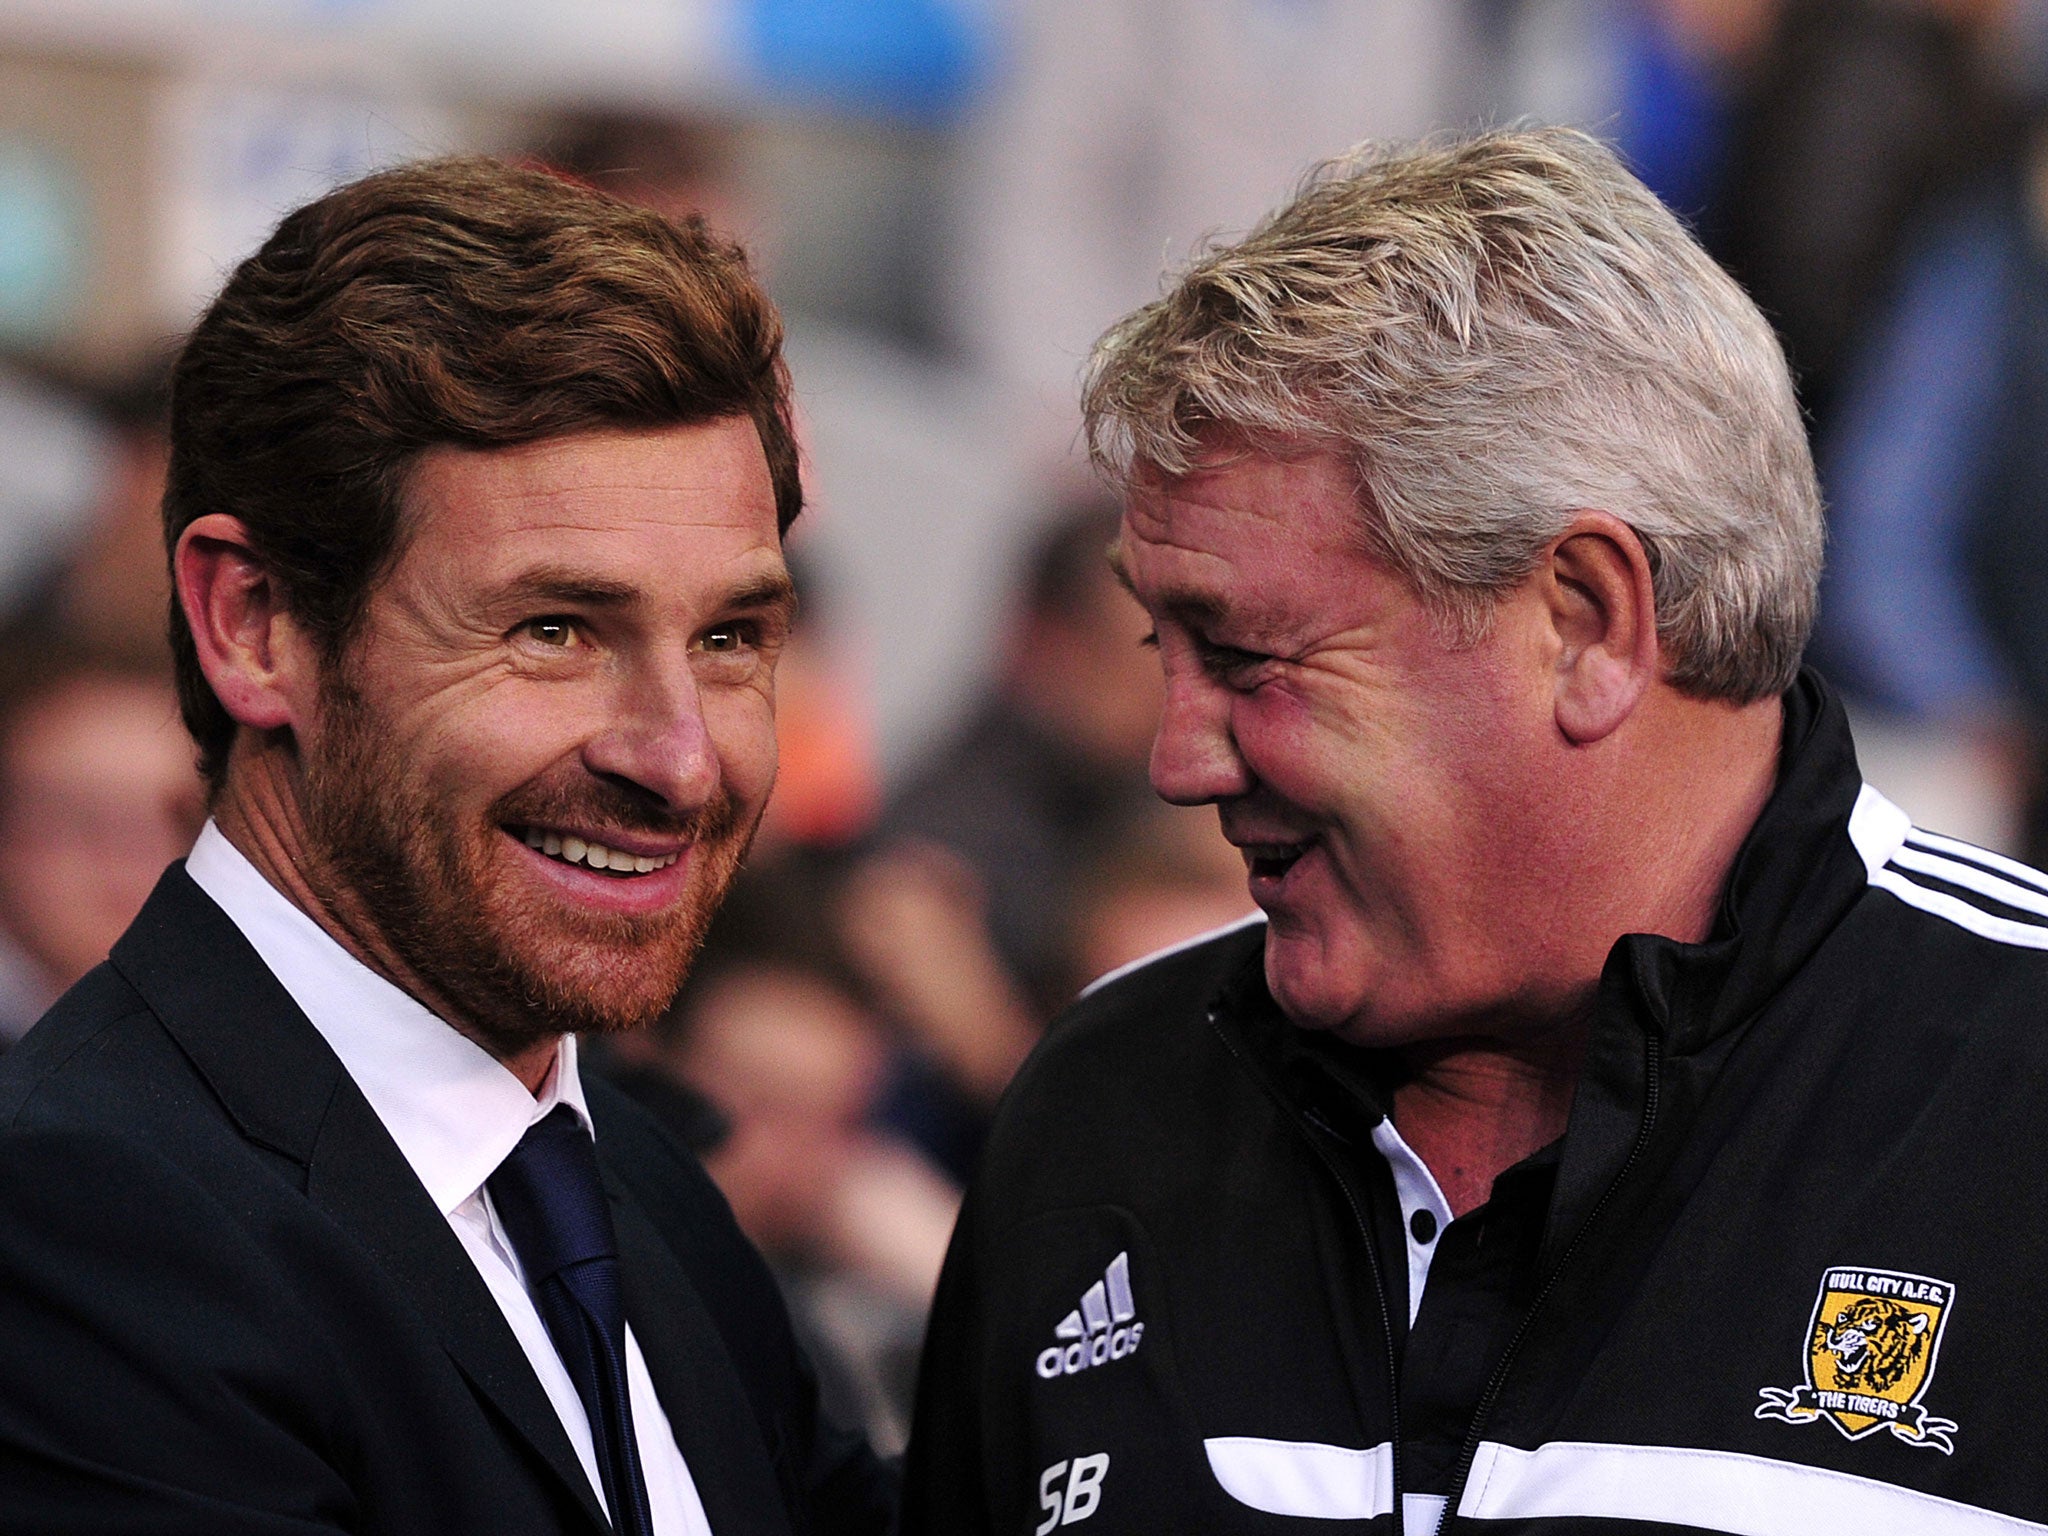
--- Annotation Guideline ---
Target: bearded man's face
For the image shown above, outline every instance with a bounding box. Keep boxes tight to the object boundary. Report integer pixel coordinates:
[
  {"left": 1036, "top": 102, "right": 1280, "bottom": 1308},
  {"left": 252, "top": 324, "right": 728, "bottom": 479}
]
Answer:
[{"left": 294, "top": 420, "right": 790, "bottom": 1059}]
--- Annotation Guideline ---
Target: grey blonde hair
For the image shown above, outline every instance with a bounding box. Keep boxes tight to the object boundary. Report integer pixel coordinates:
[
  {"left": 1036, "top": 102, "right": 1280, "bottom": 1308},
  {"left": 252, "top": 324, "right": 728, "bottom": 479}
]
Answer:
[{"left": 1082, "top": 128, "right": 1821, "bottom": 702}]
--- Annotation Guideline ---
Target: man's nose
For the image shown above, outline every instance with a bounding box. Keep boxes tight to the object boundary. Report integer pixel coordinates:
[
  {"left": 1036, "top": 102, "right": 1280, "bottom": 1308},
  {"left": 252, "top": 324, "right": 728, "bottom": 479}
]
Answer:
[
  {"left": 583, "top": 668, "right": 721, "bottom": 811},
  {"left": 1149, "top": 673, "right": 1252, "bottom": 805}
]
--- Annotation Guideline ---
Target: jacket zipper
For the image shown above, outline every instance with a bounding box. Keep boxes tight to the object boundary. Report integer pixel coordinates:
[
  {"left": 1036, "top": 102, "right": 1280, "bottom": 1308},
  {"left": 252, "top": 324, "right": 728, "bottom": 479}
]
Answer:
[
  {"left": 1433, "top": 1029, "right": 1664, "bottom": 1535},
  {"left": 1209, "top": 1009, "right": 1408, "bottom": 1535}
]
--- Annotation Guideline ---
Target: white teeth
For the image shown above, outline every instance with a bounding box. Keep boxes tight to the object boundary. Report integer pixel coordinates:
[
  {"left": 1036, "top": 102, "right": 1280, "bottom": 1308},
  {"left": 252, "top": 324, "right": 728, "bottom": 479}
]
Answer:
[{"left": 520, "top": 827, "right": 681, "bottom": 875}]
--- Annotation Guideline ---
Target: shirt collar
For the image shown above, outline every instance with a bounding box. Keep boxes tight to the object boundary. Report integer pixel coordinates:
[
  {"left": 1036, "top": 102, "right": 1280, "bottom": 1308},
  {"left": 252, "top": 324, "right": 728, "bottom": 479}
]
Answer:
[{"left": 184, "top": 819, "right": 588, "bottom": 1215}]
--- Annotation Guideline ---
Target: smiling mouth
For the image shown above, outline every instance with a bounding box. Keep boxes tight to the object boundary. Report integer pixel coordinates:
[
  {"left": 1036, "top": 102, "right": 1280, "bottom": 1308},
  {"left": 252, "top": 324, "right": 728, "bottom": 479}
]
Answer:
[
  {"left": 511, "top": 824, "right": 682, "bottom": 878},
  {"left": 1241, "top": 840, "right": 1311, "bottom": 880}
]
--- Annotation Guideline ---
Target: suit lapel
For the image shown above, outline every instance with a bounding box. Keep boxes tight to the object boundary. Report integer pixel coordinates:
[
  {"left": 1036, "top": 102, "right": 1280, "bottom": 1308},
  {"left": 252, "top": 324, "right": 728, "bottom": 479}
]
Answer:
[
  {"left": 111, "top": 867, "right": 609, "bottom": 1534},
  {"left": 305, "top": 1088, "right": 610, "bottom": 1532},
  {"left": 609, "top": 1183, "right": 793, "bottom": 1536}
]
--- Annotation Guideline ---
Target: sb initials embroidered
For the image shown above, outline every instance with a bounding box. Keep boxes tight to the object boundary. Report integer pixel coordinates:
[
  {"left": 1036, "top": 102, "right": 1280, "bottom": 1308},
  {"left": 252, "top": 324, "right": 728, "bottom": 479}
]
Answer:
[{"left": 1036, "top": 1453, "right": 1109, "bottom": 1532}]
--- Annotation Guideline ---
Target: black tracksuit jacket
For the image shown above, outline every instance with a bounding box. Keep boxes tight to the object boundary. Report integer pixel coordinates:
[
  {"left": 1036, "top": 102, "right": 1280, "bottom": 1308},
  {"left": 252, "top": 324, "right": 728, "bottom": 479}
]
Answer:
[{"left": 901, "top": 674, "right": 2048, "bottom": 1535}]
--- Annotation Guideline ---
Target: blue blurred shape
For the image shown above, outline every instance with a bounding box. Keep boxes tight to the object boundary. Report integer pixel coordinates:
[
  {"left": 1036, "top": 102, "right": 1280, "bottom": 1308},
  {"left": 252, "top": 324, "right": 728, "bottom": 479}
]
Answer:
[
  {"left": 738, "top": 0, "right": 989, "bottom": 121},
  {"left": 1614, "top": 1, "right": 1728, "bottom": 222},
  {"left": 0, "top": 138, "right": 86, "bottom": 345}
]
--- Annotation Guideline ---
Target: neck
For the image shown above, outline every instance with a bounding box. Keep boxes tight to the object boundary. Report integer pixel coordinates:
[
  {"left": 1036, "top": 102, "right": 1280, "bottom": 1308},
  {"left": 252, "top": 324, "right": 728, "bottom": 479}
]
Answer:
[
  {"left": 1396, "top": 690, "right": 1784, "bottom": 1216},
  {"left": 1393, "top": 1025, "right": 1586, "bottom": 1217},
  {"left": 211, "top": 743, "right": 558, "bottom": 1093}
]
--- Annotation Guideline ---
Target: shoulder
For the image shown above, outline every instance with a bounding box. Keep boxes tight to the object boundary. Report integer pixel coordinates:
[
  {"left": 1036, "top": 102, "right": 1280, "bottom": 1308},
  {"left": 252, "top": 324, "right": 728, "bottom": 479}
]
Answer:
[
  {"left": 1073, "top": 913, "right": 1269, "bottom": 1013},
  {"left": 1843, "top": 789, "right": 2048, "bottom": 990},
  {"left": 0, "top": 1118, "right": 360, "bottom": 1517},
  {"left": 970, "top": 917, "right": 1273, "bottom": 1207},
  {"left": 1022, "top": 914, "right": 1268, "bottom": 1085},
  {"left": 0, "top": 961, "right": 183, "bottom": 1127},
  {"left": 0, "top": 1117, "right": 326, "bottom": 1382}
]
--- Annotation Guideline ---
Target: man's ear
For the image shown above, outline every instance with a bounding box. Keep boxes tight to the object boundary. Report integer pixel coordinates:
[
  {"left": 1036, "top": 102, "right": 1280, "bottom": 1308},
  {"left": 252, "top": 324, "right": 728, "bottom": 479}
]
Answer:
[
  {"left": 1540, "top": 511, "right": 1659, "bottom": 745},
  {"left": 173, "top": 514, "right": 317, "bottom": 734}
]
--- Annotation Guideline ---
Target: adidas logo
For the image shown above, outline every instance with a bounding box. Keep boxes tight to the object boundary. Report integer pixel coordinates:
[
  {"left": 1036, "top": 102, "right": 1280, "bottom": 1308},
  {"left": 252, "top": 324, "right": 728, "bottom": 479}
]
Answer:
[{"left": 1036, "top": 1251, "right": 1145, "bottom": 1379}]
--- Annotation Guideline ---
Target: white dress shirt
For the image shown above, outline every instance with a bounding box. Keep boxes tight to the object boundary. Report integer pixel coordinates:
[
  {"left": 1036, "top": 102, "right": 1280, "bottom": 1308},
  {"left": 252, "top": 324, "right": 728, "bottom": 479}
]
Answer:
[{"left": 187, "top": 821, "right": 713, "bottom": 1535}]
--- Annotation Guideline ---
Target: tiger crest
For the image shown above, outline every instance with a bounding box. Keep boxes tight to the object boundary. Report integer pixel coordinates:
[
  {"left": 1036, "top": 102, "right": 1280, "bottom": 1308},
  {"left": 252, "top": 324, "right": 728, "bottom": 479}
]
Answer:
[
  {"left": 1757, "top": 1268, "right": 1957, "bottom": 1452},
  {"left": 1815, "top": 1297, "right": 1927, "bottom": 1395}
]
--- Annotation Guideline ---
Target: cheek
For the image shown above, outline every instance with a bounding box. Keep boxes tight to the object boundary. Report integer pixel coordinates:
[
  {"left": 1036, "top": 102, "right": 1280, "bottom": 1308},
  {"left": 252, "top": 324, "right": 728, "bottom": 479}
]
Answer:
[
  {"left": 707, "top": 692, "right": 780, "bottom": 799},
  {"left": 401, "top": 688, "right": 589, "bottom": 805},
  {"left": 1231, "top": 683, "right": 1402, "bottom": 809}
]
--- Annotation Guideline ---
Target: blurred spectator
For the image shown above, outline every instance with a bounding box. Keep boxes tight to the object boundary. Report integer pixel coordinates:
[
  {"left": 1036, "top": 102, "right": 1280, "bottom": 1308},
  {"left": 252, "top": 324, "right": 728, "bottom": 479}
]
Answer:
[
  {"left": 1814, "top": 95, "right": 2048, "bottom": 861},
  {"left": 38, "top": 365, "right": 176, "bottom": 667},
  {"left": 0, "top": 633, "right": 198, "bottom": 1047},
  {"left": 1613, "top": 0, "right": 1780, "bottom": 217},
  {"left": 839, "top": 496, "right": 1160, "bottom": 1175},
  {"left": 0, "top": 364, "right": 115, "bottom": 620},
  {"left": 1969, "top": 115, "right": 2048, "bottom": 860},
  {"left": 531, "top": 106, "right": 757, "bottom": 250},
  {"left": 1813, "top": 105, "right": 2048, "bottom": 857},
  {"left": 597, "top": 853, "right": 957, "bottom": 1455},
  {"left": 863, "top": 496, "right": 1157, "bottom": 1015},
  {"left": 943, "top": 0, "right": 1459, "bottom": 413},
  {"left": 1063, "top": 798, "right": 1258, "bottom": 1001},
  {"left": 753, "top": 549, "right": 883, "bottom": 853},
  {"left": 1705, "top": 0, "right": 2012, "bottom": 433}
]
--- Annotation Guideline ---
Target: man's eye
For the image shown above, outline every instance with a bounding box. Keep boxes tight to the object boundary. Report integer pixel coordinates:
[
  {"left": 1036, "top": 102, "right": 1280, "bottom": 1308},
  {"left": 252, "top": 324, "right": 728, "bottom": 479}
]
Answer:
[
  {"left": 524, "top": 618, "right": 579, "bottom": 648},
  {"left": 1197, "top": 637, "right": 1270, "bottom": 682},
  {"left": 699, "top": 624, "right": 752, "bottom": 654}
]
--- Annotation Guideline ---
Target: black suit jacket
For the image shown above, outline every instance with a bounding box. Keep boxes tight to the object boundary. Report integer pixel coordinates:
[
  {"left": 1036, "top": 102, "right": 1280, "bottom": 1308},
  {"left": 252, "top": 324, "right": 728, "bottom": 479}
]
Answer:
[{"left": 0, "top": 866, "right": 896, "bottom": 1535}]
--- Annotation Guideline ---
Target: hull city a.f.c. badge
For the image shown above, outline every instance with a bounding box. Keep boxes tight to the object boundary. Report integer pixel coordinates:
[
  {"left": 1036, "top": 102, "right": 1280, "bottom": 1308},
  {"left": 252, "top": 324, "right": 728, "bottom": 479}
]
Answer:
[{"left": 1755, "top": 1267, "right": 1958, "bottom": 1453}]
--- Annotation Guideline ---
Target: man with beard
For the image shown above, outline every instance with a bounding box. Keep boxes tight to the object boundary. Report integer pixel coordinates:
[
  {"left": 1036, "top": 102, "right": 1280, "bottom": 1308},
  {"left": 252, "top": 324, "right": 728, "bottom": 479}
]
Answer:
[{"left": 0, "top": 157, "right": 894, "bottom": 1536}]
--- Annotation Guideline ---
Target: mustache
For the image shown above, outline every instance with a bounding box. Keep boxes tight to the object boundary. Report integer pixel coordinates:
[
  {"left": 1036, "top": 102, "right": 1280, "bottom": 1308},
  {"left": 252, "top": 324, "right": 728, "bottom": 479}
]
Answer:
[{"left": 491, "top": 776, "right": 741, "bottom": 845}]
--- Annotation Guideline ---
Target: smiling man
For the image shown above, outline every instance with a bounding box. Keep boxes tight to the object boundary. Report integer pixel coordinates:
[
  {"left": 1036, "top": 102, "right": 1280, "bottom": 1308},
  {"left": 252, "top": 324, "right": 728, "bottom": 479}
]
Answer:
[
  {"left": 0, "top": 159, "right": 892, "bottom": 1536},
  {"left": 903, "top": 130, "right": 2048, "bottom": 1535}
]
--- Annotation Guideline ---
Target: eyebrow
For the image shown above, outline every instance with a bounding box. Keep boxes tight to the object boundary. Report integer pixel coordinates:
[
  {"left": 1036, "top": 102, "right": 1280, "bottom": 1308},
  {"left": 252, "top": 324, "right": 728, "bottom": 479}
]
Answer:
[
  {"left": 497, "top": 566, "right": 641, "bottom": 608},
  {"left": 725, "top": 571, "right": 800, "bottom": 620},
  {"left": 493, "top": 565, "right": 799, "bottom": 618},
  {"left": 1106, "top": 543, "right": 1226, "bottom": 630}
]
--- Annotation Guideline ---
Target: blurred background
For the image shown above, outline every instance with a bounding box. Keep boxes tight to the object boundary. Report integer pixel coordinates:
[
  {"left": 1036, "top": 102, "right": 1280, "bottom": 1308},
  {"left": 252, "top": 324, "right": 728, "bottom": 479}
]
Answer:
[{"left": 5, "top": 0, "right": 2048, "bottom": 1450}]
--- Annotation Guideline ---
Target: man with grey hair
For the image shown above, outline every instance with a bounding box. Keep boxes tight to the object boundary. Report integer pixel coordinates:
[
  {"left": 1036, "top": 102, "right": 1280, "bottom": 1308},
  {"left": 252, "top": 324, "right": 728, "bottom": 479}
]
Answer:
[{"left": 901, "top": 128, "right": 2048, "bottom": 1534}]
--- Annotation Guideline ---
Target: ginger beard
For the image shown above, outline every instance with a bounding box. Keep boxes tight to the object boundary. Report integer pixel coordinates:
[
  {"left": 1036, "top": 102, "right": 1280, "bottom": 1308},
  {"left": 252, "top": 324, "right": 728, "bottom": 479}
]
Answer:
[{"left": 300, "top": 661, "right": 759, "bottom": 1061}]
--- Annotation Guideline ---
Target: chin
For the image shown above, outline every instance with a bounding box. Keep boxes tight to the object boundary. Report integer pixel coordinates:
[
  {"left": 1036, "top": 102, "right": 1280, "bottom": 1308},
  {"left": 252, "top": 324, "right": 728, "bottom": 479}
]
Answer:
[
  {"left": 1263, "top": 928, "right": 1434, "bottom": 1049},
  {"left": 471, "top": 874, "right": 727, "bottom": 1043},
  {"left": 1264, "top": 943, "right": 1364, "bottom": 1036}
]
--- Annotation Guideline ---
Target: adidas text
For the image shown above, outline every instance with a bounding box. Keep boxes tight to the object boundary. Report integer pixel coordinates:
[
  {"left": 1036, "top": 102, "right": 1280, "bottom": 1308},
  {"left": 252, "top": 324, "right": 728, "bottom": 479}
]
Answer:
[{"left": 1037, "top": 1252, "right": 1144, "bottom": 1379}]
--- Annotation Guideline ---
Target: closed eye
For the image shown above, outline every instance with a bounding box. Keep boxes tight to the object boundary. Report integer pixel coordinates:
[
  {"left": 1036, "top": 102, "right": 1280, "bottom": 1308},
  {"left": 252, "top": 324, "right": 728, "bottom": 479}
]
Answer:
[{"left": 1195, "top": 635, "right": 1276, "bottom": 686}]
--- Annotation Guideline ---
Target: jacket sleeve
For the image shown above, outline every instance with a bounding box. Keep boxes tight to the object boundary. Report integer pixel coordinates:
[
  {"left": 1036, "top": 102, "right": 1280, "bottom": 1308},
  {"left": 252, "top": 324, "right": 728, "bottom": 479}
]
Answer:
[
  {"left": 899, "top": 1192, "right": 993, "bottom": 1536},
  {"left": 0, "top": 1127, "right": 358, "bottom": 1535}
]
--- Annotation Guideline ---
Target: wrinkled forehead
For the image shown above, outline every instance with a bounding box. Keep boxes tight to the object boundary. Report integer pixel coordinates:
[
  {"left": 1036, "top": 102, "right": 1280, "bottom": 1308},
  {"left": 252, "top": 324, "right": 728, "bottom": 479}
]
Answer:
[
  {"left": 1109, "top": 444, "right": 1380, "bottom": 624},
  {"left": 410, "top": 419, "right": 776, "bottom": 548}
]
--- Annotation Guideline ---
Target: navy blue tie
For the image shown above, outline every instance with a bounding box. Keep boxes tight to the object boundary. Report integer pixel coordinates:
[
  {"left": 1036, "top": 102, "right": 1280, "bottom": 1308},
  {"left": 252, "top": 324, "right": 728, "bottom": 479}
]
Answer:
[{"left": 488, "top": 1105, "right": 656, "bottom": 1536}]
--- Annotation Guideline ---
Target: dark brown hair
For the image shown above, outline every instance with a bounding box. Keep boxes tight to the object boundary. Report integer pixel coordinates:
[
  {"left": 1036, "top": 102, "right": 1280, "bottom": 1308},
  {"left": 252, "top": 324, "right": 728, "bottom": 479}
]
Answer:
[{"left": 165, "top": 154, "right": 800, "bottom": 785}]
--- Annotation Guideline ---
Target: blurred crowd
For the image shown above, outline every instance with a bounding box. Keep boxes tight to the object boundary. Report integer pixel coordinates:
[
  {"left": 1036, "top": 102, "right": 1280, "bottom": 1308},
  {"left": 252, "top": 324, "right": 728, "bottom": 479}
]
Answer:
[{"left": 8, "top": 0, "right": 2048, "bottom": 1453}]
